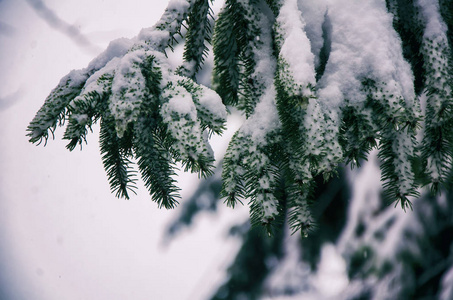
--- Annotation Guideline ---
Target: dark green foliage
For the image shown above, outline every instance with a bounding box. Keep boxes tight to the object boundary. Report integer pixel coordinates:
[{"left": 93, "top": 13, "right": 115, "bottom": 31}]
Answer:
[
  {"left": 439, "top": 0, "right": 453, "bottom": 44},
  {"left": 212, "top": 1, "right": 242, "bottom": 106},
  {"left": 134, "top": 117, "right": 181, "bottom": 209},
  {"left": 301, "top": 170, "right": 350, "bottom": 269},
  {"left": 419, "top": 38, "right": 453, "bottom": 193},
  {"left": 178, "top": 78, "right": 226, "bottom": 135},
  {"left": 341, "top": 181, "right": 453, "bottom": 300},
  {"left": 100, "top": 119, "right": 137, "bottom": 199},
  {"left": 206, "top": 169, "right": 350, "bottom": 298},
  {"left": 220, "top": 132, "right": 248, "bottom": 207},
  {"left": 179, "top": 0, "right": 213, "bottom": 78},
  {"left": 27, "top": 72, "right": 88, "bottom": 145},
  {"left": 63, "top": 91, "right": 103, "bottom": 151},
  {"left": 220, "top": 130, "right": 284, "bottom": 234},
  {"left": 359, "top": 78, "right": 420, "bottom": 209},
  {"left": 339, "top": 103, "right": 377, "bottom": 168},
  {"left": 388, "top": 0, "right": 453, "bottom": 195},
  {"left": 212, "top": 0, "right": 262, "bottom": 115}
]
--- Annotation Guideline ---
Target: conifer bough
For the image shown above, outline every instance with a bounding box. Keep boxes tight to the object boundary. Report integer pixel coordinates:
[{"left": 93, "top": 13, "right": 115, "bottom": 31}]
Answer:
[{"left": 27, "top": 0, "right": 453, "bottom": 236}]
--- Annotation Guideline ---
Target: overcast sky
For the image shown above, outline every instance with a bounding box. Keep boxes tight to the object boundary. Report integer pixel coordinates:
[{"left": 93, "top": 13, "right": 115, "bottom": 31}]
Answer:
[{"left": 0, "top": 1, "right": 252, "bottom": 299}]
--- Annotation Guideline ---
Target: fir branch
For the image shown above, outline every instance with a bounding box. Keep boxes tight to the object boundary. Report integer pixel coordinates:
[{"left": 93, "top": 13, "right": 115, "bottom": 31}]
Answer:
[
  {"left": 134, "top": 117, "right": 181, "bottom": 209},
  {"left": 244, "top": 145, "right": 281, "bottom": 228},
  {"left": 177, "top": 77, "right": 227, "bottom": 135},
  {"left": 364, "top": 79, "right": 420, "bottom": 209},
  {"left": 100, "top": 118, "right": 137, "bottom": 200},
  {"left": 63, "top": 73, "right": 114, "bottom": 150},
  {"left": 286, "top": 180, "right": 316, "bottom": 237},
  {"left": 27, "top": 70, "right": 89, "bottom": 145},
  {"left": 417, "top": 0, "right": 453, "bottom": 193},
  {"left": 179, "top": 0, "right": 214, "bottom": 78},
  {"left": 138, "top": 0, "right": 194, "bottom": 51},
  {"left": 339, "top": 103, "right": 377, "bottom": 168},
  {"left": 63, "top": 91, "right": 103, "bottom": 151},
  {"left": 160, "top": 80, "right": 216, "bottom": 178},
  {"left": 27, "top": 0, "right": 225, "bottom": 206},
  {"left": 212, "top": 0, "right": 262, "bottom": 113},
  {"left": 221, "top": 132, "right": 248, "bottom": 208},
  {"left": 222, "top": 127, "right": 284, "bottom": 235}
]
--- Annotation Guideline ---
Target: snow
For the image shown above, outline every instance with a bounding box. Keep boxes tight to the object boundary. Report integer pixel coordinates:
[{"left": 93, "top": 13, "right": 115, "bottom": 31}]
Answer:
[
  {"left": 109, "top": 48, "right": 147, "bottom": 137},
  {"left": 163, "top": 84, "right": 197, "bottom": 118},
  {"left": 416, "top": 0, "right": 448, "bottom": 38},
  {"left": 138, "top": 0, "right": 191, "bottom": 50},
  {"left": 265, "top": 231, "right": 348, "bottom": 299},
  {"left": 166, "top": 0, "right": 191, "bottom": 11},
  {"left": 87, "top": 37, "right": 136, "bottom": 72},
  {"left": 417, "top": 0, "right": 452, "bottom": 184},
  {"left": 298, "top": 0, "right": 328, "bottom": 69},
  {"left": 160, "top": 80, "right": 214, "bottom": 162},
  {"left": 241, "top": 86, "right": 280, "bottom": 146},
  {"left": 197, "top": 84, "right": 228, "bottom": 121},
  {"left": 317, "top": 0, "right": 416, "bottom": 112},
  {"left": 82, "top": 57, "right": 118, "bottom": 93},
  {"left": 277, "top": 0, "right": 316, "bottom": 87},
  {"left": 265, "top": 231, "right": 312, "bottom": 295},
  {"left": 239, "top": 7, "right": 280, "bottom": 146}
]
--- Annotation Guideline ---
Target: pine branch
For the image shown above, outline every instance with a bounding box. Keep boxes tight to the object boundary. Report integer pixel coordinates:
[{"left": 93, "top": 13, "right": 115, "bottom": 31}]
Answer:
[
  {"left": 220, "top": 132, "right": 248, "bottom": 208},
  {"left": 26, "top": 0, "right": 225, "bottom": 208},
  {"left": 178, "top": 0, "right": 214, "bottom": 78},
  {"left": 160, "top": 80, "right": 216, "bottom": 178},
  {"left": 339, "top": 102, "right": 377, "bottom": 168},
  {"left": 134, "top": 117, "right": 181, "bottom": 209},
  {"left": 417, "top": 0, "right": 453, "bottom": 193},
  {"left": 177, "top": 77, "right": 227, "bottom": 135},
  {"left": 212, "top": 0, "right": 263, "bottom": 114},
  {"left": 363, "top": 79, "right": 420, "bottom": 209},
  {"left": 26, "top": 0, "right": 453, "bottom": 236},
  {"left": 100, "top": 118, "right": 137, "bottom": 200},
  {"left": 27, "top": 70, "right": 89, "bottom": 145}
]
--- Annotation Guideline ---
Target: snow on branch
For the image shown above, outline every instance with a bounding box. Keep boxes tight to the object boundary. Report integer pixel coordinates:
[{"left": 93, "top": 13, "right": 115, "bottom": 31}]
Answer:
[{"left": 27, "top": 0, "right": 453, "bottom": 235}]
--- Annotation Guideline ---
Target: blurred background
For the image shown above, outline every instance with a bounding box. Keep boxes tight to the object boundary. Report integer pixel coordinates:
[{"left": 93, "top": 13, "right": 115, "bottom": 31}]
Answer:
[{"left": 1, "top": 0, "right": 453, "bottom": 299}]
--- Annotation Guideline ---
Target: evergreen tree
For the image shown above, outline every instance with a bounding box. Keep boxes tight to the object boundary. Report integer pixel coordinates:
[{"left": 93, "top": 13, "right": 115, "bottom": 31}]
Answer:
[{"left": 27, "top": 0, "right": 453, "bottom": 298}]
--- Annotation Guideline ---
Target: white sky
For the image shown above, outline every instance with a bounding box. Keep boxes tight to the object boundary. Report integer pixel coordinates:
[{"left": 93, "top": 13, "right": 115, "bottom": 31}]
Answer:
[{"left": 0, "top": 0, "right": 251, "bottom": 299}]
